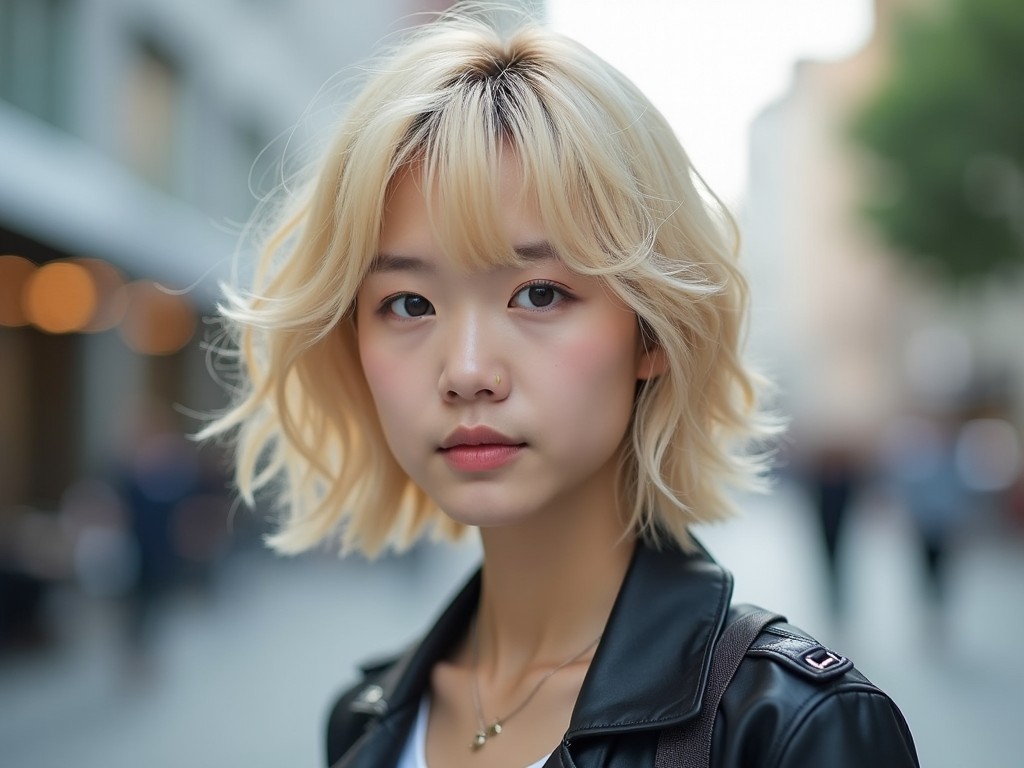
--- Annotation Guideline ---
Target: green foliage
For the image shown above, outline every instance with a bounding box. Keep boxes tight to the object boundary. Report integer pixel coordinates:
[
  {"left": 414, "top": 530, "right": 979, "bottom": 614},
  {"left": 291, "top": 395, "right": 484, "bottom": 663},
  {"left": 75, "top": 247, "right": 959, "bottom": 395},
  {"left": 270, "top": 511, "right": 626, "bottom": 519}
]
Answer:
[{"left": 850, "top": 0, "right": 1024, "bottom": 285}]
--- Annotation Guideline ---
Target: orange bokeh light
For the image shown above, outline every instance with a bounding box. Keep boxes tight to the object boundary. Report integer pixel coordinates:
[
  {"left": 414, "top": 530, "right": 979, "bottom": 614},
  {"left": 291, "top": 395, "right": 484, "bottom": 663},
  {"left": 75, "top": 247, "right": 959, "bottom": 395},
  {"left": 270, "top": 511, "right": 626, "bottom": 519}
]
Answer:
[
  {"left": 118, "top": 280, "right": 197, "bottom": 355},
  {"left": 0, "top": 255, "right": 37, "bottom": 327},
  {"left": 76, "top": 258, "right": 128, "bottom": 332},
  {"left": 24, "top": 261, "right": 98, "bottom": 334}
]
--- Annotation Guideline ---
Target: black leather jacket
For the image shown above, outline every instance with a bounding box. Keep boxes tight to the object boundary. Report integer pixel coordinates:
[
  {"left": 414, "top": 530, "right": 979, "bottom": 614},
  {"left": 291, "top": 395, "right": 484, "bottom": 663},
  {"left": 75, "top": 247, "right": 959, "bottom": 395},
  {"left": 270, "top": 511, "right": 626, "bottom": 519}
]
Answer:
[{"left": 325, "top": 541, "right": 919, "bottom": 767}]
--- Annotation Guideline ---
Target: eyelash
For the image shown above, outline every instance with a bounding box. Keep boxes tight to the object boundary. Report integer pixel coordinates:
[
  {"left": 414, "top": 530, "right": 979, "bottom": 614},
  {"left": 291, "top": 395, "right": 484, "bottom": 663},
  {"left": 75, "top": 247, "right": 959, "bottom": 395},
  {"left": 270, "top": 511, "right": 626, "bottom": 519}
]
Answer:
[
  {"left": 509, "top": 280, "right": 573, "bottom": 310},
  {"left": 376, "top": 280, "right": 574, "bottom": 319},
  {"left": 377, "top": 293, "right": 434, "bottom": 320}
]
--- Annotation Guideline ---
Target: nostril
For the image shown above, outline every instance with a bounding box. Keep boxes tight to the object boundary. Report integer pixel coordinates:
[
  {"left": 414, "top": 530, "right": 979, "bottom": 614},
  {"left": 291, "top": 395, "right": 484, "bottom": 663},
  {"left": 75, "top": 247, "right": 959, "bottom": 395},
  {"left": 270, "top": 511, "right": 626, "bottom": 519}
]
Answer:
[{"left": 439, "top": 372, "right": 507, "bottom": 401}]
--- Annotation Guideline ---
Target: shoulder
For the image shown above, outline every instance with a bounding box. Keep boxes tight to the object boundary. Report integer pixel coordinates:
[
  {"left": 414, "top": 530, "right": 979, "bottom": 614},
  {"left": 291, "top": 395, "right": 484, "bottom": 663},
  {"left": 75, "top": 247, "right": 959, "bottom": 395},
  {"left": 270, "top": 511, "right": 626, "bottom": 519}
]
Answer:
[
  {"left": 325, "top": 654, "right": 400, "bottom": 766},
  {"left": 720, "top": 616, "right": 920, "bottom": 768}
]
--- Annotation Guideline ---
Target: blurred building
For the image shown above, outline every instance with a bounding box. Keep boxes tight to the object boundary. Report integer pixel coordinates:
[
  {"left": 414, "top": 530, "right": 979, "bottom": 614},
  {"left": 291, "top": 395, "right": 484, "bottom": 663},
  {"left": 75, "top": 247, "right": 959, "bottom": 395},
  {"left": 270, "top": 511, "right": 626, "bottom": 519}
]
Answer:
[{"left": 748, "top": 0, "right": 1024, "bottom": 461}]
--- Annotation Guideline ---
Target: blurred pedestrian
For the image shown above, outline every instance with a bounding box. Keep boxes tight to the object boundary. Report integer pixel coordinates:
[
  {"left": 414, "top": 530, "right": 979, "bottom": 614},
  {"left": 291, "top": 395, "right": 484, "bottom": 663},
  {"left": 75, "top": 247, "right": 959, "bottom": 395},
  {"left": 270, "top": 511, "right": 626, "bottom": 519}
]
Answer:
[
  {"left": 805, "top": 443, "right": 865, "bottom": 619},
  {"left": 116, "top": 407, "right": 200, "bottom": 674},
  {"left": 884, "top": 414, "right": 969, "bottom": 615}
]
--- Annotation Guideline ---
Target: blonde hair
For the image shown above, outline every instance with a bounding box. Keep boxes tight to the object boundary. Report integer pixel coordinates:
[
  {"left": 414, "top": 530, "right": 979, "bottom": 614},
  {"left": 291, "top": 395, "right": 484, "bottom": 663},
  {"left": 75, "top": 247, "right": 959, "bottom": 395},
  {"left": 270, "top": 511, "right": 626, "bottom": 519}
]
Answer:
[{"left": 202, "top": 8, "right": 780, "bottom": 557}]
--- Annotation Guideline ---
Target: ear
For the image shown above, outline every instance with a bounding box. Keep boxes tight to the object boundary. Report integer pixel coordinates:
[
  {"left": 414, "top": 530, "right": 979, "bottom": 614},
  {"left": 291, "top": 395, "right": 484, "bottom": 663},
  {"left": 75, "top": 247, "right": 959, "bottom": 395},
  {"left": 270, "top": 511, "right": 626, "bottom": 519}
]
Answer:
[{"left": 636, "top": 344, "right": 667, "bottom": 381}]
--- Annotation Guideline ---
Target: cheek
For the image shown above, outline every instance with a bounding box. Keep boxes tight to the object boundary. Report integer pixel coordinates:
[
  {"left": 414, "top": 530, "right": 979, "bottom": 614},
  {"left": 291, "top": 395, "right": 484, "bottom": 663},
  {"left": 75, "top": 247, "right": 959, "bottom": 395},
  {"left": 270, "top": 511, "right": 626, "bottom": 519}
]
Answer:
[
  {"left": 356, "top": 337, "right": 431, "bottom": 480},
  {"left": 358, "top": 343, "right": 390, "bottom": 395},
  {"left": 357, "top": 333, "right": 415, "bottom": 430},
  {"left": 558, "top": 309, "right": 638, "bottom": 383},
  {"left": 544, "top": 323, "right": 639, "bottom": 424}
]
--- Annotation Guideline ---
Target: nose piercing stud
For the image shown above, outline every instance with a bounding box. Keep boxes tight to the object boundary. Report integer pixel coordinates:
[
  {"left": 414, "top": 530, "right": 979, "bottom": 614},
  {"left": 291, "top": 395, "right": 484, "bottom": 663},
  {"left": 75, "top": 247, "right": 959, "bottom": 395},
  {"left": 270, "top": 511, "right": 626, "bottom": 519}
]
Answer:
[{"left": 495, "top": 374, "right": 501, "bottom": 386}]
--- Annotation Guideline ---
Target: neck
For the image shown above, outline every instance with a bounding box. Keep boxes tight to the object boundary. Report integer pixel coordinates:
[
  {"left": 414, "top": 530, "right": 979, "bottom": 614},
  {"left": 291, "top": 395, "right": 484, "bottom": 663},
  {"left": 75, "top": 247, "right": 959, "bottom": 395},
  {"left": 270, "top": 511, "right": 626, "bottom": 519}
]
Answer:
[{"left": 473, "top": 474, "right": 635, "bottom": 676}]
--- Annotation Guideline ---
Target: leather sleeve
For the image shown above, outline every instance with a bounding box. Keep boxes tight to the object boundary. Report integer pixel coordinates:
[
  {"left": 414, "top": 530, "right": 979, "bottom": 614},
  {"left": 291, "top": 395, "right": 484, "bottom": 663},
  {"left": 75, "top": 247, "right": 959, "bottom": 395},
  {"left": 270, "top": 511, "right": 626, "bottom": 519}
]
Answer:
[
  {"left": 325, "top": 680, "right": 370, "bottom": 766},
  {"left": 325, "top": 652, "right": 404, "bottom": 767},
  {"left": 714, "top": 621, "right": 920, "bottom": 768},
  {"left": 768, "top": 688, "right": 920, "bottom": 768}
]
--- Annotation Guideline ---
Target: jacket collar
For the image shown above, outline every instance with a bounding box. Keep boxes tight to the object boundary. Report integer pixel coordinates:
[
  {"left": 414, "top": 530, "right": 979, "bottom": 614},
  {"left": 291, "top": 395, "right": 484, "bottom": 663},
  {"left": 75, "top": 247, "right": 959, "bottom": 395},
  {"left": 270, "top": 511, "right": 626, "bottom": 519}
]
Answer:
[
  {"left": 566, "top": 538, "right": 733, "bottom": 737},
  {"left": 363, "top": 538, "right": 733, "bottom": 741}
]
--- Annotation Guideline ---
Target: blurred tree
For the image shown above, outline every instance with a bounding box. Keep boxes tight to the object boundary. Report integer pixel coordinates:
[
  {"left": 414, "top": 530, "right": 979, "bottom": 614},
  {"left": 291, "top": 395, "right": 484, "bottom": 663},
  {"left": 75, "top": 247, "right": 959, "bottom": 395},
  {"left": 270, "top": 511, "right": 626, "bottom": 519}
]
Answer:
[{"left": 850, "top": 0, "right": 1024, "bottom": 285}]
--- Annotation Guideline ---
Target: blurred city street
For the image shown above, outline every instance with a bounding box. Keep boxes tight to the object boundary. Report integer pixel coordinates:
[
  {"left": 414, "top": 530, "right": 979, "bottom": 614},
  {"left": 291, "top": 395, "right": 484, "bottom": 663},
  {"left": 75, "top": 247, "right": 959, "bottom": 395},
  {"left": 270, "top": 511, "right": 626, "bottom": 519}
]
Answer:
[
  {"left": 2, "top": 1, "right": 1023, "bottom": 767},
  {"left": 1, "top": 482, "right": 1021, "bottom": 768}
]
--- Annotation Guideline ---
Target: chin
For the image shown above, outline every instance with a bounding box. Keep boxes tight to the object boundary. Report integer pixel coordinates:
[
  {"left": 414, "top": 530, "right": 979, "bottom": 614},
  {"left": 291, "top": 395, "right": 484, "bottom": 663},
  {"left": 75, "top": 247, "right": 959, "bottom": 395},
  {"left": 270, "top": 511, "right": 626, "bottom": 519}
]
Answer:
[{"left": 436, "top": 498, "right": 541, "bottom": 530}]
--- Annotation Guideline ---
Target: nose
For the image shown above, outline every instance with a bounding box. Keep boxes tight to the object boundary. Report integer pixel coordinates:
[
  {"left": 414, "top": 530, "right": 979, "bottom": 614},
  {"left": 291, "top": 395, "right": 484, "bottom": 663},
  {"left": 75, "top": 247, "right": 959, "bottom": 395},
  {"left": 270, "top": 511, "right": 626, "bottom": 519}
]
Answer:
[{"left": 438, "top": 312, "right": 509, "bottom": 402}]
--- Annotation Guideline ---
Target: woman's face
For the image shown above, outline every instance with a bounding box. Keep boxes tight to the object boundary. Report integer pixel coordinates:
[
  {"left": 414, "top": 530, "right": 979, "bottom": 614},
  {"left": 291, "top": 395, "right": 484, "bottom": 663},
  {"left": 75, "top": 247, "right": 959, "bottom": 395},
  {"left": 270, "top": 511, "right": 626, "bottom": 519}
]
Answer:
[{"left": 355, "top": 159, "right": 661, "bottom": 529}]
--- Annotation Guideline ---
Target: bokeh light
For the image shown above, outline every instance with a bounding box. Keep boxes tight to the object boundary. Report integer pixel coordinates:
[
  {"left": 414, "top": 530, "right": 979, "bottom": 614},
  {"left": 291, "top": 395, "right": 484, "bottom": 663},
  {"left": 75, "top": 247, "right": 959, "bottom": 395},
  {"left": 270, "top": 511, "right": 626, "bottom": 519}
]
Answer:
[
  {"left": 955, "top": 418, "right": 1022, "bottom": 492},
  {"left": 76, "top": 258, "right": 128, "bottom": 333},
  {"left": 118, "top": 280, "right": 197, "bottom": 355},
  {"left": 0, "top": 254, "right": 38, "bottom": 327},
  {"left": 23, "top": 261, "right": 98, "bottom": 334}
]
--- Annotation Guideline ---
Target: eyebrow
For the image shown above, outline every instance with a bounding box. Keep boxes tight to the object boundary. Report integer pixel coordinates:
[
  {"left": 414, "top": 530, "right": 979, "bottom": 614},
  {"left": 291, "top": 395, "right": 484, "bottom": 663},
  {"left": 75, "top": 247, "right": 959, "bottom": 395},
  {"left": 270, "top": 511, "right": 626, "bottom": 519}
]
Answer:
[
  {"left": 367, "top": 254, "right": 432, "bottom": 274},
  {"left": 368, "top": 242, "right": 557, "bottom": 274}
]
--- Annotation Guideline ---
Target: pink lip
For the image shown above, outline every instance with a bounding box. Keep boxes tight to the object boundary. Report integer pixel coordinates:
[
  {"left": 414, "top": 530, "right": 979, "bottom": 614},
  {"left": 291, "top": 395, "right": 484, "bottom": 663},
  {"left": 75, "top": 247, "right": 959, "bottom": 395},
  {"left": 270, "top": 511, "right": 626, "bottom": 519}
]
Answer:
[
  {"left": 439, "top": 426, "right": 525, "bottom": 472},
  {"left": 440, "top": 426, "right": 520, "bottom": 449}
]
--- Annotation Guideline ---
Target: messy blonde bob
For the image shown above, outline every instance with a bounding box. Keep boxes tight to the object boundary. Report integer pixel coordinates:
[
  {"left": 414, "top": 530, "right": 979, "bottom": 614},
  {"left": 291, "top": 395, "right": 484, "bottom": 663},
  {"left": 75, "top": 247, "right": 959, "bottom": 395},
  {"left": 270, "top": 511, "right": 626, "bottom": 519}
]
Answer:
[{"left": 202, "top": 8, "right": 779, "bottom": 558}]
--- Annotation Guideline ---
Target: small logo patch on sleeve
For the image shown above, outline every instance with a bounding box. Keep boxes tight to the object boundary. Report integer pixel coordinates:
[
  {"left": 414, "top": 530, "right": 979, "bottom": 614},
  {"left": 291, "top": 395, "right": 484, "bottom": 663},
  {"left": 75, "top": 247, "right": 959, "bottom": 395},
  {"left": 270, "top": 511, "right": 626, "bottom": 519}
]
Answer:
[
  {"left": 748, "top": 631, "right": 854, "bottom": 682},
  {"left": 803, "top": 647, "right": 846, "bottom": 672}
]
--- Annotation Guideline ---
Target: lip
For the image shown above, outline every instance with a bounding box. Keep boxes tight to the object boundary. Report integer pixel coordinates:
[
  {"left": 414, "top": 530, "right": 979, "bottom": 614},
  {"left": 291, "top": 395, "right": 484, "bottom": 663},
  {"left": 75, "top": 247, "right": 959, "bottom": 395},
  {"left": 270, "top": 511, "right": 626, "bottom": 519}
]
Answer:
[
  {"left": 439, "top": 426, "right": 521, "bottom": 450},
  {"left": 439, "top": 426, "right": 526, "bottom": 472}
]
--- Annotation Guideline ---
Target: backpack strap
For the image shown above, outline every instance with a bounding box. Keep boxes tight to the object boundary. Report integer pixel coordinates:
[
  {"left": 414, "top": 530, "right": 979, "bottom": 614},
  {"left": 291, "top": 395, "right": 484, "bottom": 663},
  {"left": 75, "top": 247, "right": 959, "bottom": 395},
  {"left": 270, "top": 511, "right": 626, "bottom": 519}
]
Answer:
[{"left": 655, "top": 605, "right": 784, "bottom": 768}]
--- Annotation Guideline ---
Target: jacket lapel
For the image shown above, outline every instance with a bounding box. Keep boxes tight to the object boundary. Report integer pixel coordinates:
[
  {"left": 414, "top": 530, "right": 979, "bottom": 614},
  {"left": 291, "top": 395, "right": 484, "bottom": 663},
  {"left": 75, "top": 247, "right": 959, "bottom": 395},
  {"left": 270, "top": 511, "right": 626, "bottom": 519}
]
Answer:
[
  {"left": 335, "top": 540, "right": 732, "bottom": 766},
  {"left": 566, "top": 541, "right": 733, "bottom": 739},
  {"left": 334, "top": 575, "right": 482, "bottom": 768}
]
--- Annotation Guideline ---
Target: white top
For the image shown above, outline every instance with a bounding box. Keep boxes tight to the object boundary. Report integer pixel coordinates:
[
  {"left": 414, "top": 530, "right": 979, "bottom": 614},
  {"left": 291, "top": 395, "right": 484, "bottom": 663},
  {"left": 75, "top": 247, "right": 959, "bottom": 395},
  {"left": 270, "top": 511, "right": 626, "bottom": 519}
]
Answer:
[{"left": 396, "top": 696, "right": 552, "bottom": 768}]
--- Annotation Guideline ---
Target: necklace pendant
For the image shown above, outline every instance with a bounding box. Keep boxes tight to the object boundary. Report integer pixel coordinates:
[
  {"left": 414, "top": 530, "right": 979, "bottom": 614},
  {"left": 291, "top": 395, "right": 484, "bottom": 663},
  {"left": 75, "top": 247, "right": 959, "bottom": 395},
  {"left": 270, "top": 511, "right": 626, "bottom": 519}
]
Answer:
[{"left": 471, "top": 721, "right": 503, "bottom": 752}]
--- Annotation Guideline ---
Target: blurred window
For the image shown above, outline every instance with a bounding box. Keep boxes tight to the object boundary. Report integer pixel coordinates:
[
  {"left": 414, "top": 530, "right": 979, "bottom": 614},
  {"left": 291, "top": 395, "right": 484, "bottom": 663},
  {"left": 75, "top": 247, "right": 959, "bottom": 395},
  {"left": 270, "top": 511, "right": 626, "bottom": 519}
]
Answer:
[
  {"left": 0, "top": 0, "right": 73, "bottom": 128},
  {"left": 119, "top": 36, "right": 182, "bottom": 192}
]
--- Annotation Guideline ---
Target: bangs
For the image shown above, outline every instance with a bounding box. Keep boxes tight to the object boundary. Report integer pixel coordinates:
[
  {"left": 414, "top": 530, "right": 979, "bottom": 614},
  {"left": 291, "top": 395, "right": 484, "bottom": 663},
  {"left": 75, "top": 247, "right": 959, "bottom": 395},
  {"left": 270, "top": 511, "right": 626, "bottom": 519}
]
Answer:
[{"left": 387, "top": 39, "right": 646, "bottom": 279}]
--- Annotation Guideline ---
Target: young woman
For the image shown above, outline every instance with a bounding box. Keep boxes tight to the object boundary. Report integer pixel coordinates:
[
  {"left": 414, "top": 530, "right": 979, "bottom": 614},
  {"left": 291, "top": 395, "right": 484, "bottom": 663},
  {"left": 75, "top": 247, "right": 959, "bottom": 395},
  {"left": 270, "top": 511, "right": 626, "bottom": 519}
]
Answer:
[{"left": 204, "top": 9, "right": 919, "bottom": 768}]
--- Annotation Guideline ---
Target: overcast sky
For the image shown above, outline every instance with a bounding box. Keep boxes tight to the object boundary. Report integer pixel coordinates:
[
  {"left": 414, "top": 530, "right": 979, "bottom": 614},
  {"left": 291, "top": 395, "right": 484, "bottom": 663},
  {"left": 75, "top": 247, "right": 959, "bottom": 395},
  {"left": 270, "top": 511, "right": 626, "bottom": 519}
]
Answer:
[{"left": 547, "top": 0, "right": 874, "bottom": 207}]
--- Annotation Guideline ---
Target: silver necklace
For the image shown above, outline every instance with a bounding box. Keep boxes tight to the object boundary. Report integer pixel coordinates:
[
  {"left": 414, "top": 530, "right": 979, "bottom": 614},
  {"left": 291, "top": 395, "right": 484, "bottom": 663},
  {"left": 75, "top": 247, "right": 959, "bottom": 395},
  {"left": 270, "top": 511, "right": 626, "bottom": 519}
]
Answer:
[{"left": 469, "top": 622, "right": 601, "bottom": 751}]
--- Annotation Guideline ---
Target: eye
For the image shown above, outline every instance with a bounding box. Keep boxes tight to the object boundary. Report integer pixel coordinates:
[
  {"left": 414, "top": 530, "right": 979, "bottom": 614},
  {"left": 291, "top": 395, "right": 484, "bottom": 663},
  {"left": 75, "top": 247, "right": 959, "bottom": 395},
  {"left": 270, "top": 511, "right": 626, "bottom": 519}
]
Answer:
[
  {"left": 510, "top": 282, "right": 569, "bottom": 310},
  {"left": 383, "top": 293, "right": 434, "bottom": 318}
]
